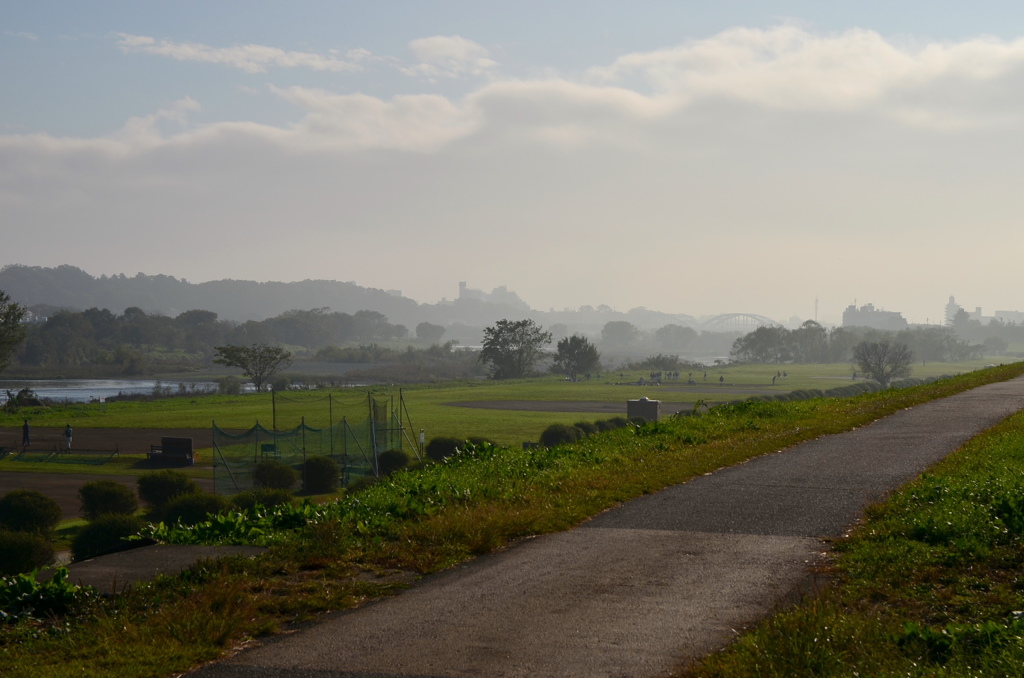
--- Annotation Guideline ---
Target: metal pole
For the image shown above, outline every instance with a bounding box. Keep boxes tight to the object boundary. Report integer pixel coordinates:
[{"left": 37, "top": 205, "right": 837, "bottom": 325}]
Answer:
[{"left": 329, "top": 393, "right": 334, "bottom": 458}]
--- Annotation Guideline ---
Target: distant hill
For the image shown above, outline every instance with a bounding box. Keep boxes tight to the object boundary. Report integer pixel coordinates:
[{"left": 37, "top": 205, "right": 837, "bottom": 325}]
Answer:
[
  {"left": 0, "top": 264, "right": 423, "bottom": 323},
  {"left": 0, "top": 264, "right": 710, "bottom": 348}
]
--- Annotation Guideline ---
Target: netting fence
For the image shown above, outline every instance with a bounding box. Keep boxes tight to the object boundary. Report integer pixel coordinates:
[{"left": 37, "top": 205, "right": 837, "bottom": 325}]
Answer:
[{"left": 212, "top": 391, "right": 420, "bottom": 495}]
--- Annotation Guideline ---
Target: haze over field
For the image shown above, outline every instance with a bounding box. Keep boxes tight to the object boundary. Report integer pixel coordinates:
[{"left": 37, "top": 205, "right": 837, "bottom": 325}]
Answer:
[{"left": 3, "top": 2, "right": 1024, "bottom": 326}]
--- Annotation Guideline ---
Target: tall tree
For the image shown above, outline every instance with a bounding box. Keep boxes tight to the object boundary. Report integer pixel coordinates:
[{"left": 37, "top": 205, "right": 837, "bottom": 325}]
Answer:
[
  {"left": 551, "top": 334, "right": 601, "bottom": 380},
  {"left": 415, "top": 322, "right": 446, "bottom": 344},
  {"left": 0, "top": 290, "right": 27, "bottom": 373},
  {"left": 600, "top": 320, "right": 640, "bottom": 348},
  {"left": 852, "top": 339, "right": 913, "bottom": 388},
  {"left": 213, "top": 343, "right": 292, "bottom": 392},
  {"left": 479, "top": 319, "right": 552, "bottom": 379}
]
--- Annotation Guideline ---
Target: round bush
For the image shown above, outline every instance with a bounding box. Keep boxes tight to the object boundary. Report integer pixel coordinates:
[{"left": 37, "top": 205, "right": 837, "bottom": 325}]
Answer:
[
  {"left": 346, "top": 475, "right": 378, "bottom": 493},
  {"left": 79, "top": 480, "right": 138, "bottom": 521},
  {"left": 163, "top": 493, "right": 232, "bottom": 527},
  {"left": 232, "top": 488, "right": 294, "bottom": 511},
  {"left": 605, "top": 416, "right": 630, "bottom": 429},
  {"left": 594, "top": 419, "right": 615, "bottom": 432},
  {"left": 573, "top": 421, "right": 598, "bottom": 436},
  {"left": 376, "top": 449, "right": 410, "bottom": 476},
  {"left": 71, "top": 514, "right": 146, "bottom": 562},
  {"left": 426, "top": 436, "right": 462, "bottom": 462},
  {"left": 0, "top": 530, "right": 55, "bottom": 575},
  {"left": 0, "top": 489, "right": 62, "bottom": 534},
  {"left": 540, "top": 423, "right": 580, "bottom": 448},
  {"left": 303, "top": 455, "right": 340, "bottom": 494},
  {"left": 137, "top": 470, "right": 201, "bottom": 512},
  {"left": 254, "top": 460, "right": 298, "bottom": 490}
]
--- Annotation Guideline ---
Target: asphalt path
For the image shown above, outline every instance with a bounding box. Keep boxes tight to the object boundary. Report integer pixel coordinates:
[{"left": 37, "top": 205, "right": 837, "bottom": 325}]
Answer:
[{"left": 190, "top": 376, "right": 1024, "bottom": 678}]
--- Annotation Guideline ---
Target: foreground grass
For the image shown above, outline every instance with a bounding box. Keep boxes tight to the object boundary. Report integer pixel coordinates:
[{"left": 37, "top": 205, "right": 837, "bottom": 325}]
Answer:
[
  {"left": 686, "top": 405, "right": 1024, "bottom": 677},
  {"left": 1, "top": 363, "right": 1022, "bottom": 677}
]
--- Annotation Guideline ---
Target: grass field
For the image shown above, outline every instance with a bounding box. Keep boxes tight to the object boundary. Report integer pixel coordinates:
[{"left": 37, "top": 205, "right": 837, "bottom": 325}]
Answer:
[{"left": 0, "top": 359, "right": 1003, "bottom": 450}]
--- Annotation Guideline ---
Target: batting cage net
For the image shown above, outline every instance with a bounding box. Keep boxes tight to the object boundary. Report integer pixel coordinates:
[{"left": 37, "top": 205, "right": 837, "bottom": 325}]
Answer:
[{"left": 212, "top": 391, "right": 419, "bottom": 495}]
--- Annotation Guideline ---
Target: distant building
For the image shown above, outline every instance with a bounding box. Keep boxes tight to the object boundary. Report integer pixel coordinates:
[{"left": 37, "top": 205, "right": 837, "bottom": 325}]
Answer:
[
  {"left": 945, "top": 296, "right": 962, "bottom": 326},
  {"left": 457, "top": 282, "right": 530, "bottom": 310},
  {"left": 947, "top": 295, "right": 1023, "bottom": 325},
  {"left": 842, "top": 303, "right": 908, "bottom": 331},
  {"left": 995, "top": 310, "right": 1024, "bottom": 324}
]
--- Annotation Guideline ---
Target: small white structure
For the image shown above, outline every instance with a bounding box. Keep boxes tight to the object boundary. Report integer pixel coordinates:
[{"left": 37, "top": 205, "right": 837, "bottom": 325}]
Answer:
[{"left": 627, "top": 397, "right": 661, "bottom": 422}]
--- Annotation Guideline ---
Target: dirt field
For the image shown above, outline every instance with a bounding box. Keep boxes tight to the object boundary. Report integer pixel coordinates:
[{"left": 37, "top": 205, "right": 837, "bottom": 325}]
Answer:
[
  {"left": 0, "top": 427, "right": 217, "bottom": 455},
  {"left": 0, "top": 428, "right": 218, "bottom": 520}
]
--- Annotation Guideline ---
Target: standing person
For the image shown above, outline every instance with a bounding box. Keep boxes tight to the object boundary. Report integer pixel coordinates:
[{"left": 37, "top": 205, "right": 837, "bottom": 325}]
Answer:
[
  {"left": 21, "top": 419, "right": 30, "bottom": 447},
  {"left": 63, "top": 423, "right": 72, "bottom": 452}
]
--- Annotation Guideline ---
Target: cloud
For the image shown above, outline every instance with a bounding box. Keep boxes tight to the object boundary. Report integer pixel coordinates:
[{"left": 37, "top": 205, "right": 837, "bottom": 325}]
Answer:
[
  {"left": 587, "top": 25, "right": 1024, "bottom": 128},
  {"left": 116, "top": 33, "right": 365, "bottom": 73},
  {"left": 400, "top": 35, "right": 497, "bottom": 80},
  {"left": 269, "top": 86, "right": 481, "bottom": 151},
  {"left": 6, "top": 31, "right": 38, "bottom": 41}
]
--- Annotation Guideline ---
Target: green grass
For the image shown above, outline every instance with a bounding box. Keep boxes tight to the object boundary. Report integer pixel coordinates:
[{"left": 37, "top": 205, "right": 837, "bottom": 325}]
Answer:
[
  {"left": 0, "top": 363, "right": 1021, "bottom": 677},
  {"left": 0, "top": 359, "right": 1003, "bottom": 451},
  {"left": 685, "top": 406, "right": 1024, "bottom": 677}
]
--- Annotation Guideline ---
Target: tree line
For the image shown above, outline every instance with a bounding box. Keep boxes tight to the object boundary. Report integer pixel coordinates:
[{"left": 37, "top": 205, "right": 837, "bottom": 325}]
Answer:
[
  {"left": 11, "top": 305, "right": 411, "bottom": 371},
  {"left": 730, "top": 321, "right": 986, "bottom": 364}
]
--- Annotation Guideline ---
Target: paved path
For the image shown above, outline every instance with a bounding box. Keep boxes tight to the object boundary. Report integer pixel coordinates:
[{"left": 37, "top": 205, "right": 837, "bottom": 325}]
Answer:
[{"left": 190, "top": 377, "right": 1024, "bottom": 677}]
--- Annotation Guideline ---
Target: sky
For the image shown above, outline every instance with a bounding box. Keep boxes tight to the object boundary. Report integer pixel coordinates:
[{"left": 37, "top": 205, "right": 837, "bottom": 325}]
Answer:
[{"left": 3, "top": 2, "right": 1024, "bottom": 326}]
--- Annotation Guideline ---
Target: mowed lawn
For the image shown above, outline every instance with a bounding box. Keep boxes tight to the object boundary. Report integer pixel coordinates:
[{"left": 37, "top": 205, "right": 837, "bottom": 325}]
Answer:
[{"left": 0, "top": 359, "right": 1005, "bottom": 450}]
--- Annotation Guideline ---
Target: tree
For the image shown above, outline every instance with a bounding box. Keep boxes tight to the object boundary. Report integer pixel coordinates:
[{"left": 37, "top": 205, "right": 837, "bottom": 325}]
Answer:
[
  {"left": 0, "top": 290, "right": 27, "bottom": 374},
  {"left": 479, "top": 319, "right": 552, "bottom": 379},
  {"left": 213, "top": 343, "right": 292, "bottom": 392},
  {"left": 416, "top": 322, "right": 446, "bottom": 344},
  {"left": 654, "top": 324, "right": 697, "bottom": 351},
  {"left": 852, "top": 339, "right": 913, "bottom": 388},
  {"left": 551, "top": 334, "right": 601, "bottom": 380},
  {"left": 600, "top": 321, "right": 640, "bottom": 348}
]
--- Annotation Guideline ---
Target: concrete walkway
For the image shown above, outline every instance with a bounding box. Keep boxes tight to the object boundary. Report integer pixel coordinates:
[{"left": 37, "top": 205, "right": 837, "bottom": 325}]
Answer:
[{"left": 190, "top": 376, "right": 1024, "bottom": 678}]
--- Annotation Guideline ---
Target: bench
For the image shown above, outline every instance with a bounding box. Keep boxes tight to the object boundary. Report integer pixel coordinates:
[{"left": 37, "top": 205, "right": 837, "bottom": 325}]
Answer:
[{"left": 147, "top": 437, "right": 195, "bottom": 466}]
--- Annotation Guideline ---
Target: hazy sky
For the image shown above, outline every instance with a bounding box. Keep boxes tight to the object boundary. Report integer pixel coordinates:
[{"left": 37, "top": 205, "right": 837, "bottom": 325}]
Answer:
[{"left": 3, "top": 2, "right": 1024, "bottom": 325}]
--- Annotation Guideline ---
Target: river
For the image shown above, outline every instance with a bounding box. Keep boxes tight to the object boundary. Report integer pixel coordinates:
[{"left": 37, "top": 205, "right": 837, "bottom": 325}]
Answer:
[{"left": 0, "top": 379, "right": 220, "bottom": 404}]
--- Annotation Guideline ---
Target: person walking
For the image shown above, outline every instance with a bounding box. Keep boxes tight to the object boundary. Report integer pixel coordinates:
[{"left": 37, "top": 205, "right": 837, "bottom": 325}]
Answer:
[
  {"left": 21, "top": 419, "right": 30, "bottom": 447},
  {"left": 63, "top": 423, "right": 72, "bottom": 453}
]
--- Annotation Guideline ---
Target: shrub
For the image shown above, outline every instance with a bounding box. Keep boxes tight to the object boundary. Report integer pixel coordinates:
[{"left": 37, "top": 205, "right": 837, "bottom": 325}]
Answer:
[
  {"left": 540, "top": 423, "right": 580, "bottom": 448},
  {"left": 254, "top": 460, "right": 298, "bottom": 490},
  {"left": 137, "top": 470, "right": 201, "bottom": 513},
  {"left": 303, "top": 456, "right": 340, "bottom": 494},
  {"left": 426, "top": 436, "right": 462, "bottom": 462},
  {"left": 346, "top": 475, "right": 378, "bottom": 493},
  {"left": 594, "top": 419, "right": 615, "bottom": 432},
  {"left": 0, "top": 490, "right": 62, "bottom": 534},
  {"left": 217, "top": 375, "right": 243, "bottom": 395},
  {"left": 162, "top": 493, "right": 232, "bottom": 527},
  {"left": 466, "top": 436, "right": 495, "bottom": 447},
  {"left": 71, "top": 514, "right": 146, "bottom": 561},
  {"left": 78, "top": 480, "right": 138, "bottom": 521},
  {"left": 0, "top": 530, "right": 54, "bottom": 575},
  {"left": 573, "top": 421, "right": 598, "bottom": 436},
  {"left": 605, "top": 416, "right": 630, "bottom": 429},
  {"left": 232, "top": 488, "right": 294, "bottom": 511},
  {"left": 377, "top": 449, "right": 410, "bottom": 476}
]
